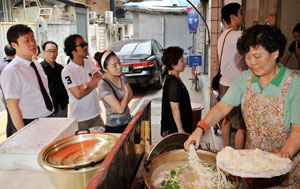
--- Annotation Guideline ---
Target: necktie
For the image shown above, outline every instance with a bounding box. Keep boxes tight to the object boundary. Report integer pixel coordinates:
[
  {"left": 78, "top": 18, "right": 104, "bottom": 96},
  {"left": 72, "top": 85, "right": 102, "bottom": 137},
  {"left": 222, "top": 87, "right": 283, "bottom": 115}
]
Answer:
[{"left": 30, "top": 62, "right": 53, "bottom": 111}]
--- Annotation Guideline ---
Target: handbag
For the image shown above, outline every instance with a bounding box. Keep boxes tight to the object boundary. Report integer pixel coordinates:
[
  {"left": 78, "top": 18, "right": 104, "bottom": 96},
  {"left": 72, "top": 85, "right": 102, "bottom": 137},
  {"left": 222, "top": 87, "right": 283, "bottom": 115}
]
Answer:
[
  {"left": 212, "top": 29, "right": 235, "bottom": 91},
  {"left": 212, "top": 72, "right": 222, "bottom": 90}
]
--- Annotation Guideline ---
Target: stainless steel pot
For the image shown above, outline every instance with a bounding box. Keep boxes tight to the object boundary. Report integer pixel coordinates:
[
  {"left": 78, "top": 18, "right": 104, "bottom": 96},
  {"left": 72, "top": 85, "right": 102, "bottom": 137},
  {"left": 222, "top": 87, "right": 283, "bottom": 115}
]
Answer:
[
  {"left": 144, "top": 149, "right": 217, "bottom": 189},
  {"left": 38, "top": 130, "right": 118, "bottom": 189},
  {"left": 147, "top": 133, "right": 190, "bottom": 161}
]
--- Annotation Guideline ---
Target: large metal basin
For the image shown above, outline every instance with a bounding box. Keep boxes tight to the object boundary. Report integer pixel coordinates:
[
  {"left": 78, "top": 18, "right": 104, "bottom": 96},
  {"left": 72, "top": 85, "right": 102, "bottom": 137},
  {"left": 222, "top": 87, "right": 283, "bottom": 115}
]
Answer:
[
  {"left": 38, "top": 131, "right": 117, "bottom": 189},
  {"left": 144, "top": 149, "right": 216, "bottom": 189}
]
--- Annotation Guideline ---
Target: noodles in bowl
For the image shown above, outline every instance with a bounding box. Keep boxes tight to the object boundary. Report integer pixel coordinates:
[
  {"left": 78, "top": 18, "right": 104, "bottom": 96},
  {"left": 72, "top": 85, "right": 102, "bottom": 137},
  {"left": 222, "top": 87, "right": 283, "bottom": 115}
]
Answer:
[
  {"left": 216, "top": 146, "right": 292, "bottom": 178},
  {"left": 148, "top": 145, "right": 233, "bottom": 189}
]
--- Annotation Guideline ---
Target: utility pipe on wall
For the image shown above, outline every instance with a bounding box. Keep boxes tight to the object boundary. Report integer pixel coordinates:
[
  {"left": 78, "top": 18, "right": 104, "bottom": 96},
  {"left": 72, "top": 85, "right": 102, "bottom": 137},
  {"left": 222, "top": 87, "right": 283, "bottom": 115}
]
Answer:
[
  {"left": 110, "top": 0, "right": 116, "bottom": 18},
  {"left": 162, "top": 17, "right": 165, "bottom": 48},
  {"left": 23, "top": 0, "right": 26, "bottom": 20}
]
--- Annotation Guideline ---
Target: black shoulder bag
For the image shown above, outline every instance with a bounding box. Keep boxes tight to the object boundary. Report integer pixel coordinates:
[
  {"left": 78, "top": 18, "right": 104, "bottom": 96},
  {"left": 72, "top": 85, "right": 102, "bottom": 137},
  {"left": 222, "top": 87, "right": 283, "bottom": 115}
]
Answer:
[{"left": 212, "top": 29, "right": 235, "bottom": 91}]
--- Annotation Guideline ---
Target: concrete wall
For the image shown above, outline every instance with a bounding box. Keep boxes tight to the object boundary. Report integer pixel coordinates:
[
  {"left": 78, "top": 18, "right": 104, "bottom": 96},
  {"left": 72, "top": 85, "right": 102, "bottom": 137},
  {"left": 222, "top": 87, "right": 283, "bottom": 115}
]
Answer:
[
  {"left": 133, "top": 12, "right": 193, "bottom": 51},
  {"left": 164, "top": 14, "right": 193, "bottom": 51},
  {"left": 0, "top": 23, "right": 36, "bottom": 61},
  {"left": 45, "top": 22, "right": 77, "bottom": 66},
  {"left": 77, "top": 0, "right": 110, "bottom": 18},
  {"left": 280, "top": 0, "right": 300, "bottom": 69},
  {"left": 12, "top": 7, "right": 39, "bottom": 22},
  {"left": 34, "top": 21, "right": 77, "bottom": 66},
  {"left": 0, "top": 21, "right": 78, "bottom": 66}
]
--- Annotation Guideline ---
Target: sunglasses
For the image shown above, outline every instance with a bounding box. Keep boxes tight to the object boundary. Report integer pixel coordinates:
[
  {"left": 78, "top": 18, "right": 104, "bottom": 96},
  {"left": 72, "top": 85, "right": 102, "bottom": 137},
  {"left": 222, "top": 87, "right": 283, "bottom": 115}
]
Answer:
[{"left": 76, "top": 42, "right": 88, "bottom": 48}]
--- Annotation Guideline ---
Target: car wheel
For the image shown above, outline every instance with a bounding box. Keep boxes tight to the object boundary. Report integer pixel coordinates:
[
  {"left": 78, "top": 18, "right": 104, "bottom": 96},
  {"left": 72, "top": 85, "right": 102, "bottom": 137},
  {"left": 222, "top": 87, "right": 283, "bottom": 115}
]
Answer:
[{"left": 153, "top": 70, "right": 163, "bottom": 89}]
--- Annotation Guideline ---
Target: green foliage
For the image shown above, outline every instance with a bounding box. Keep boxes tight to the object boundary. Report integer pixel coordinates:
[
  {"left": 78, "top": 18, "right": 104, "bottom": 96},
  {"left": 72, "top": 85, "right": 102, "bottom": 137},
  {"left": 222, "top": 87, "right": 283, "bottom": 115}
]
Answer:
[
  {"left": 206, "top": 164, "right": 216, "bottom": 171},
  {"left": 160, "top": 166, "right": 184, "bottom": 189},
  {"left": 175, "top": 166, "right": 184, "bottom": 172}
]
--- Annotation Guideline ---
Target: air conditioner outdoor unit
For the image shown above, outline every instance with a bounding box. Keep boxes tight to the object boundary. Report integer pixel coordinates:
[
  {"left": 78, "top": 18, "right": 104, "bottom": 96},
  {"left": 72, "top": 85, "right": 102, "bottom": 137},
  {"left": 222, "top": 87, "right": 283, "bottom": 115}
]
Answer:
[{"left": 88, "top": 12, "right": 97, "bottom": 20}]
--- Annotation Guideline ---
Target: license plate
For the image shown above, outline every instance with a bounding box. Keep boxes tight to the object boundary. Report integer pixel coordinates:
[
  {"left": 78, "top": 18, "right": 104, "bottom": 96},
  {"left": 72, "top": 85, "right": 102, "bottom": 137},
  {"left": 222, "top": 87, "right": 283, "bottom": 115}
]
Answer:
[
  {"left": 122, "top": 65, "right": 129, "bottom": 73},
  {"left": 127, "top": 78, "right": 136, "bottom": 83}
]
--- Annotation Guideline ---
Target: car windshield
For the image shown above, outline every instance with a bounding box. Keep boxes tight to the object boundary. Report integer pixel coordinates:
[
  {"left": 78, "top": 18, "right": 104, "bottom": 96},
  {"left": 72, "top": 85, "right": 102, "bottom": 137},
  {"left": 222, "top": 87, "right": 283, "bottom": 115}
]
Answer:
[{"left": 111, "top": 41, "right": 151, "bottom": 56}]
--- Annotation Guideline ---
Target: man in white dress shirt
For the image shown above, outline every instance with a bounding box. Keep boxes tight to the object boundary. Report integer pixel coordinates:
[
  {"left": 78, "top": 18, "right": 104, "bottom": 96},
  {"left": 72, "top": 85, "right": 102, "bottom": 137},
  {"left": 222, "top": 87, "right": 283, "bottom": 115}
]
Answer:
[
  {"left": 62, "top": 34, "right": 103, "bottom": 130},
  {"left": 0, "top": 24, "right": 53, "bottom": 136}
]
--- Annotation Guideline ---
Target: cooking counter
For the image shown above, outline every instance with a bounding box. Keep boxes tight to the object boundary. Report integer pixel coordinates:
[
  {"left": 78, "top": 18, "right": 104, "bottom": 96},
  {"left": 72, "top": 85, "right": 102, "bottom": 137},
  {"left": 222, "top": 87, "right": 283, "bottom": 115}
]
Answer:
[
  {"left": 0, "top": 100, "right": 152, "bottom": 189},
  {"left": 0, "top": 118, "right": 121, "bottom": 189},
  {"left": 0, "top": 118, "right": 78, "bottom": 170},
  {"left": 0, "top": 118, "right": 78, "bottom": 188}
]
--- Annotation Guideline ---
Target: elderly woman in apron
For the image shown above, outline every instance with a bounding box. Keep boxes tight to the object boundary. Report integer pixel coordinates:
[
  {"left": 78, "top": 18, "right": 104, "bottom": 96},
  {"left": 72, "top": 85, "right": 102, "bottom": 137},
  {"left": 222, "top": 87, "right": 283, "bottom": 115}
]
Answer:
[{"left": 184, "top": 25, "right": 300, "bottom": 187}]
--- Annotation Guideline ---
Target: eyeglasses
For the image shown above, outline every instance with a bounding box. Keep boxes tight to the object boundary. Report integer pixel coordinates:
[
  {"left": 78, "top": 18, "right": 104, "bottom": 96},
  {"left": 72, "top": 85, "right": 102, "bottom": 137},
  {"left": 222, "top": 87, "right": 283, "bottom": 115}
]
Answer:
[
  {"left": 45, "top": 50, "right": 58, "bottom": 54},
  {"left": 76, "top": 42, "right": 88, "bottom": 48}
]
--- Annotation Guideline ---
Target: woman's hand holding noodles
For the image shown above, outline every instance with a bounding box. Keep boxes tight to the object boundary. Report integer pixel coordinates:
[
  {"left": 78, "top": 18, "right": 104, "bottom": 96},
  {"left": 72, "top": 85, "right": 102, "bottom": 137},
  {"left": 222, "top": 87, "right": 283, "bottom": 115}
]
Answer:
[{"left": 184, "top": 128, "right": 203, "bottom": 151}]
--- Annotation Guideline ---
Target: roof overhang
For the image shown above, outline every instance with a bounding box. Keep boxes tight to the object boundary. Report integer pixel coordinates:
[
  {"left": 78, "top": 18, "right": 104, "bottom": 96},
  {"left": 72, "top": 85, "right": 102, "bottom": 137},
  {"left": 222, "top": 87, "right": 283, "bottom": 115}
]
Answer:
[
  {"left": 55, "top": 0, "right": 89, "bottom": 8},
  {"left": 124, "top": 6, "right": 187, "bottom": 15},
  {"left": 122, "top": 0, "right": 200, "bottom": 15}
]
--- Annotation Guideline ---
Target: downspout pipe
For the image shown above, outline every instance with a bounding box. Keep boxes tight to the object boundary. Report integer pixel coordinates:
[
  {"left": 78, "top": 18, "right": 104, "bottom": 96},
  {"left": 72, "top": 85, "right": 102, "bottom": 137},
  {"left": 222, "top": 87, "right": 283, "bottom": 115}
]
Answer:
[
  {"left": 23, "top": 0, "right": 26, "bottom": 20},
  {"left": 110, "top": 0, "right": 116, "bottom": 18}
]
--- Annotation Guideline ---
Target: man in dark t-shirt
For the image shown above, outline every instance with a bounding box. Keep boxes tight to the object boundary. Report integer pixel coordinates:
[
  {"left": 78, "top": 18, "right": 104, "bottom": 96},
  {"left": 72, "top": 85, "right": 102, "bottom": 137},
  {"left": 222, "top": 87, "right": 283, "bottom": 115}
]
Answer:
[
  {"left": 282, "top": 23, "right": 300, "bottom": 69},
  {"left": 41, "top": 41, "right": 69, "bottom": 117}
]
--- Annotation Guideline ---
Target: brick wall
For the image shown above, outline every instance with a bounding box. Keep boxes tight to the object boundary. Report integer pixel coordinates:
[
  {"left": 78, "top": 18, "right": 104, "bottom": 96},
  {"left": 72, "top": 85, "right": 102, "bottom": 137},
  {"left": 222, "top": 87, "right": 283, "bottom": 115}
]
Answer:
[{"left": 210, "top": 0, "right": 222, "bottom": 81}]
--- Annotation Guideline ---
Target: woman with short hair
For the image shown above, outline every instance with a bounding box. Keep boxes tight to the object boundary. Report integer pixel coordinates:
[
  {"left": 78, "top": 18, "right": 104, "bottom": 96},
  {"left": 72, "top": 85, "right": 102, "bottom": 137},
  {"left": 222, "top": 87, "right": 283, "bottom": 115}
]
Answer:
[
  {"left": 161, "top": 46, "right": 192, "bottom": 137},
  {"left": 185, "top": 25, "right": 300, "bottom": 187}
]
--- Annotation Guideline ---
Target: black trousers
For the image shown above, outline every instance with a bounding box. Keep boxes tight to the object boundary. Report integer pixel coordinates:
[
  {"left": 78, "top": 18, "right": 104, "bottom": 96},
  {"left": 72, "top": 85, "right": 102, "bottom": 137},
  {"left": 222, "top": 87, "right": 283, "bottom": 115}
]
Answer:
[
  {"left": 104, "top": 123, "right": 128, "bottom": 133},
  {"left": 6, "top": 107, "right": 16, "bottom": 137},
  {"left": 7, "top": 112, "right": 53, "bottom": 137},
  {"left": 6, "top": 118, "right": 37, "bottom": 137},
  {"left": 6, "top": 116, "right": 36, "bottom": 137},
  {"left": 23, "top": 113, "right": 53, "bottom": 125}
]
